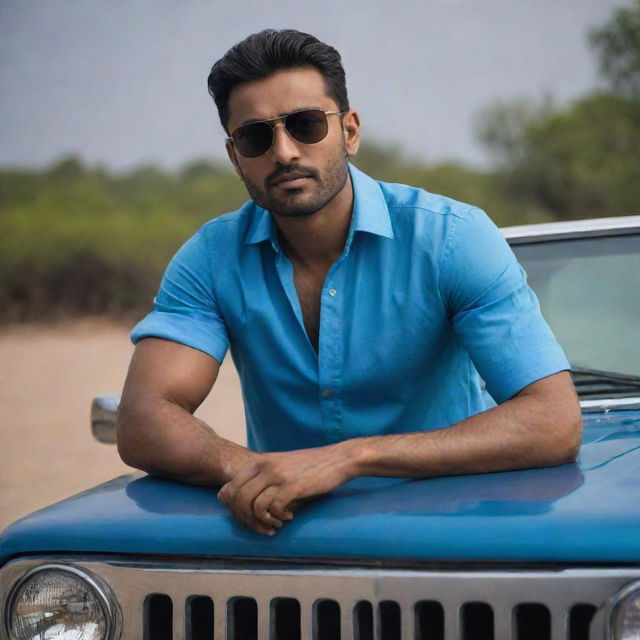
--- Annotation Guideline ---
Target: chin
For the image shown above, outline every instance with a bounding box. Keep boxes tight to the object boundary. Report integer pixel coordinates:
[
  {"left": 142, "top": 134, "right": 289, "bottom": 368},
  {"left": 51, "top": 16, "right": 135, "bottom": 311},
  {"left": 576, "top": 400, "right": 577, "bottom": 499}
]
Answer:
[
  {"left": 270, "top": 199, "right": 322, "bottom": 218},
  {"left": 248, "top": 156, "right": 349, "bottom": 218},
  {"left": 258, "top": 187, "right": 326, "bottom": 218}
]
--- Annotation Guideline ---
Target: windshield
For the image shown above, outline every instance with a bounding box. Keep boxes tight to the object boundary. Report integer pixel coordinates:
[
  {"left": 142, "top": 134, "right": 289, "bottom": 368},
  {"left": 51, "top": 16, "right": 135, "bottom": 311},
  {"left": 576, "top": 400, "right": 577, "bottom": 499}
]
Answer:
[{"left": 512, "top": 233, "right": 640, "bottom": 399}]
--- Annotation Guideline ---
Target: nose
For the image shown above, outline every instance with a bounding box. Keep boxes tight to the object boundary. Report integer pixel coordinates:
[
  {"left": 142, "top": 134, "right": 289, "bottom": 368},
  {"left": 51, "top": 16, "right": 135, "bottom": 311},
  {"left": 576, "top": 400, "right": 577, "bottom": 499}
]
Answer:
[{"left": 270, "top": 122, "right": 301, "bottom": 165}]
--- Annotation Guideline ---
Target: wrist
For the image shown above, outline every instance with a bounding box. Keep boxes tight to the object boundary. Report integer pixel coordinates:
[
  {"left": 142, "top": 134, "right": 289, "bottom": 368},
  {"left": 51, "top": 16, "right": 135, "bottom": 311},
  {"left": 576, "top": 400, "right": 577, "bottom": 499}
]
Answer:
[
  {"left": 336, "top": 437, "right": 371, "bottom": 480},
  {"left": 217, "top": 441, "right": 261, "bottom": 484}
]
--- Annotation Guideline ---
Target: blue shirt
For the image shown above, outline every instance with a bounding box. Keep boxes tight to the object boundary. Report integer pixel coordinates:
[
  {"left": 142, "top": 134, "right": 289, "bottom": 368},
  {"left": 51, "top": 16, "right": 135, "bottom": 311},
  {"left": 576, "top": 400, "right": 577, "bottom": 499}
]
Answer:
[{"left": 131, "top": 164, "right": 569, "bottom": 452}]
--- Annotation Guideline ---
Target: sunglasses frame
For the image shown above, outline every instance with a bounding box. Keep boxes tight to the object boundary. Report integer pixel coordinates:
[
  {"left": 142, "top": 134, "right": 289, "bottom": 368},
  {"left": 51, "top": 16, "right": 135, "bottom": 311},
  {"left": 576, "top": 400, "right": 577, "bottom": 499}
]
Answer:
[{"left": 227, "top": 108, "right": 345, "bottom": 158}]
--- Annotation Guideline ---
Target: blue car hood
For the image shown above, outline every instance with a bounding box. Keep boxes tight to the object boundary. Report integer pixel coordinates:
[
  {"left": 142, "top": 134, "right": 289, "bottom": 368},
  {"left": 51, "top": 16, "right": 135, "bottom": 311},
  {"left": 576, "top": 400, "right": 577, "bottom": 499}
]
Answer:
[{"left": 2, "top": 411, "right": 640, "bottom": 564}]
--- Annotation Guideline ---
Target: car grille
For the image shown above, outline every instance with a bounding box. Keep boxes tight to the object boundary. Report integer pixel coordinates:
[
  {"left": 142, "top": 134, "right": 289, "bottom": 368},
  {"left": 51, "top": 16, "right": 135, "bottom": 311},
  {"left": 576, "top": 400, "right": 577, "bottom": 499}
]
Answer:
[
  {"left": 144, "top": 593, "right": 595, "bottom": 640},
  {"left": 2, "top": 556, "right": 639, "bottom": 639}
]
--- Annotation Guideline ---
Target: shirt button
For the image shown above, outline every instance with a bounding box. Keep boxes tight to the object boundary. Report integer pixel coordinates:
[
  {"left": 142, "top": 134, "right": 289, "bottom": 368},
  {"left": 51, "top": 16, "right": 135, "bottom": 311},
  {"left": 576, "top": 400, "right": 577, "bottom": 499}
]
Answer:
[
  {"left": 322, "top": 389, "right": 333, "bottom": 398},
  {"left": 329, "top": 288, "right": 337, "bottom": 296}
]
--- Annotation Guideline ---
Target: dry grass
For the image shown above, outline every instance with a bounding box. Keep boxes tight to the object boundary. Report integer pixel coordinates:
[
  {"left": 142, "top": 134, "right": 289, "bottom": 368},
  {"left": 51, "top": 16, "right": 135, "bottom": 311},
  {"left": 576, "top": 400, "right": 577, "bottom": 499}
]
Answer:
[{"left": 0, "top": 317, "right": 245, "bottom": 531}]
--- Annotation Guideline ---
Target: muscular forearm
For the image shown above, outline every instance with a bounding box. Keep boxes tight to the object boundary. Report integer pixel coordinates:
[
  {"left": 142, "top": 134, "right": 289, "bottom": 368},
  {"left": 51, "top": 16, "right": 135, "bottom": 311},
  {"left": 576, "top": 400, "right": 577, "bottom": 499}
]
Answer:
[
  {"left": 218, "top": 372, "right": 581, "bottom": 535},
  {"left": 348, "top": 381, "right": 582, "bottom": 478},
  {"left": 117, "top": 396, "right": 257, "bottom": 486}
]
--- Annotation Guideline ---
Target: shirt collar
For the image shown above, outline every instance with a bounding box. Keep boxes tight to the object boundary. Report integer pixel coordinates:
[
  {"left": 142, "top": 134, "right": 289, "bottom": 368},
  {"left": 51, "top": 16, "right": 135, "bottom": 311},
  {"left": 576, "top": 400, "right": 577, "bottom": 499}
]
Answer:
[
  {"left": 349, "top": 163, "right": 394, "bottom": 240},
  {"left": 244, "top": 201, "right": 279, "bottom": 250},
  {"left": 244, "top": 163, "right": 394, "bottom": 250}
]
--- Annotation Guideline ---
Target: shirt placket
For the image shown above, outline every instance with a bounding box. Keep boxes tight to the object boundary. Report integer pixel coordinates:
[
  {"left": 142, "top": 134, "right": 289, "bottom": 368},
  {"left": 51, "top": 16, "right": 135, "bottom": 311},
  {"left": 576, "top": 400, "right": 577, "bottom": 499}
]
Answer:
[
  {"left": 317, "top": 256, "right": 347, "bottom": 443},
  {"left": 272, "top": 231, "right": 351, "bottom": 444},
  {"left": 273, "top": 251, "right": 322, "bottom": 362}
]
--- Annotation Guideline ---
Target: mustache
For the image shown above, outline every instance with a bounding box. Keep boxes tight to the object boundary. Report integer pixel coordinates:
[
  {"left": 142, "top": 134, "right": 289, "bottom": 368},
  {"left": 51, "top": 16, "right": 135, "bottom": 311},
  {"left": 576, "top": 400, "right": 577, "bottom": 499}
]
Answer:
[{"left": 265, "top": 164, "right": 318, "bottom": 188}]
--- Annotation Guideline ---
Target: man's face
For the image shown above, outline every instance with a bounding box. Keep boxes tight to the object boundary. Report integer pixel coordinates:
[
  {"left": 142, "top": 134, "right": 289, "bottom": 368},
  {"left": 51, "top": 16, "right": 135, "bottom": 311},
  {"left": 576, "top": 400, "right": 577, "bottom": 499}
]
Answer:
[{"left": 225, "top": 67, "right": 359, "bottom": 218}]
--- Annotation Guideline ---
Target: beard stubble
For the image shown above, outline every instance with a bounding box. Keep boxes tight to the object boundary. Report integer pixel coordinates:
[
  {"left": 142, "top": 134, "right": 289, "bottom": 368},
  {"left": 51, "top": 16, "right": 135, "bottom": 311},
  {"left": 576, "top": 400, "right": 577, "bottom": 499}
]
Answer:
[{"left": 240, "top": 143, "right": 350, "bottom": 218}]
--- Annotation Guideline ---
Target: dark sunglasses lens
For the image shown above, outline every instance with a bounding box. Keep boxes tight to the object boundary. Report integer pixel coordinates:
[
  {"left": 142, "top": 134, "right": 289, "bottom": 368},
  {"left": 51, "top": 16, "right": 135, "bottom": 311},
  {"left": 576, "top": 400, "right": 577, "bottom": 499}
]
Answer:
[
  {"left": 285, "top": 109, "right": 329, "bottom": 144},
  {"left": 233, "top": 121, "right": 273, "bottom": 157},
  {"left": 231, "top": 110, "right": 332, "bottom": 157}
]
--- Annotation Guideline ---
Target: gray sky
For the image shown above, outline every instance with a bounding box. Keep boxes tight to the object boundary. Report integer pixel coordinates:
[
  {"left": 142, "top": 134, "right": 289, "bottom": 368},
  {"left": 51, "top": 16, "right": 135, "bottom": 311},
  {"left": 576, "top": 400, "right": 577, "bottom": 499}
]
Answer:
[{"left": 0, "top": 0, "right": 628, "bottom": 171}]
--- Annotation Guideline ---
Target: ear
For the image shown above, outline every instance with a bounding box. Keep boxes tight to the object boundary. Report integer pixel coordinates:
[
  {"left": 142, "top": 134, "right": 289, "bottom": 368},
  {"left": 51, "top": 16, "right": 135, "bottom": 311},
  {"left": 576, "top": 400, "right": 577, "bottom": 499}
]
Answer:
[
  {"left": 225, "top": 139, "right": 244, "bottom": 179},
  {"left": 342, "top": 110, "right": 361, "bottom": 157}
]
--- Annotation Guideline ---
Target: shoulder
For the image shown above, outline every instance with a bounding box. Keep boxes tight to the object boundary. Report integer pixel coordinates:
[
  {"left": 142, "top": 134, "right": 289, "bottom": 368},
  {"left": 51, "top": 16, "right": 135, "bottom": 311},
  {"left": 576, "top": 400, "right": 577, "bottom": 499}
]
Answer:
[
  {"left": 196, "top": 201, "right": 254, "bottom": 243},
  {"left": 374, "top": 177, "right": 492, "bottom": 254},
  {"left": 351, "top": 164, "right": 477, "bottom": 225},
  {"left": 378, "top": 178, "right": 477, "bottom": 222},
  {"left": 163, "top": 201, "right": 256, "bottom": 280},
  {"left": 183, "top": 201, "right": 262, "bottom": 268}
]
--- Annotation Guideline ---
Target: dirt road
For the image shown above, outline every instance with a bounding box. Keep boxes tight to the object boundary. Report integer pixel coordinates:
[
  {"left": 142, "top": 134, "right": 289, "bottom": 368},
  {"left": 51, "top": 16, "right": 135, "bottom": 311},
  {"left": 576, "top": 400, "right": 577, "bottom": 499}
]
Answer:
[{"left": 0, "top": 318, "right": 245, "bottom": 531}]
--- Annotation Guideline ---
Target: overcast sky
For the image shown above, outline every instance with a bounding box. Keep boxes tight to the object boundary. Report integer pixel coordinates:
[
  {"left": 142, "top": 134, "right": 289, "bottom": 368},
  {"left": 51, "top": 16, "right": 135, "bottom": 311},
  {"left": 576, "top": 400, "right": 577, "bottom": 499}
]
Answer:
[{"left": 0, "top": 0, "right": 628, "bottom": 171}]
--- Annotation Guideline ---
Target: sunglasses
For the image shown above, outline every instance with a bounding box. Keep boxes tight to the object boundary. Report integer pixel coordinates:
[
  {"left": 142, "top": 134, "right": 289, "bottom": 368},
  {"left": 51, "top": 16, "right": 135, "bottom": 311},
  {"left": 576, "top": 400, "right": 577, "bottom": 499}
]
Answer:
[{"left": 227, "top": 109, "right": 344, "bottom": 158}]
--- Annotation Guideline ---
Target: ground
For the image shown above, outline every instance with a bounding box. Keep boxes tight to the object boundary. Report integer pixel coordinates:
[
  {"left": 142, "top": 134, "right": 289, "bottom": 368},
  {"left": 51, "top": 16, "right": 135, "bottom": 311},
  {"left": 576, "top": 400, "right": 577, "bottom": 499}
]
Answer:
[{"left": 0, "top": 317, "right": 245, "bottom": 531}]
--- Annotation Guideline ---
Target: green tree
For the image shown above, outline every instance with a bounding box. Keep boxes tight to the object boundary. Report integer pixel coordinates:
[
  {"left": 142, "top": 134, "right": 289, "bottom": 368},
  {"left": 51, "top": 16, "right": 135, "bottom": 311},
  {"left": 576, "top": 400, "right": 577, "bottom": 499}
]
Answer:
[
  {"left": 475, "top": 98, "right": 554, "bottom": 168},
  {"left": 477, "top": 2, "right": 640, "bottom": 220},
  {"left": 590, "top": 0, "right": 640, "bottom": 99}
]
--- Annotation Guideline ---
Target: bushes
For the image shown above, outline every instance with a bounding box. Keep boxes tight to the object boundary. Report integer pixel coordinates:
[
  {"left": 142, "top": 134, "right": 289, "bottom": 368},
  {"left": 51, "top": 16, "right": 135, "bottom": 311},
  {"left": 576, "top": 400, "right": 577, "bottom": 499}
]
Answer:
[
  {"left": 0, "top": 157, "right": 246, "bottom": 323},
  {"left": 1, "top": 124, "right": 636, "bottom": 323},
  {"left": 3, "top": 151, "right": 527, "bottom": 324}
]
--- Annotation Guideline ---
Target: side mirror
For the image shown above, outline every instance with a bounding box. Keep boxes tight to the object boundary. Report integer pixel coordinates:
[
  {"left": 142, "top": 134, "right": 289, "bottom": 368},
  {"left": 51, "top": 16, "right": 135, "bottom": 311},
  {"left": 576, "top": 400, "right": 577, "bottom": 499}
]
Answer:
[{"left": 91, "top": 394, "right": 120, "bottom": 444}]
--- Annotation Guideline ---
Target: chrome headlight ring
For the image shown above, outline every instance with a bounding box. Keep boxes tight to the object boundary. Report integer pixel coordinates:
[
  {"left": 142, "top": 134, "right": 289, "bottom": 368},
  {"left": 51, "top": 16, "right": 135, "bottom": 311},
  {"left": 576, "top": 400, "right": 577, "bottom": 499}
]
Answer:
[
  {"left": 4, "top": 563, "right": 120, "bottom": 640},
  {"left": 606, "top": 579, "right": 640, "bottom": 640}
]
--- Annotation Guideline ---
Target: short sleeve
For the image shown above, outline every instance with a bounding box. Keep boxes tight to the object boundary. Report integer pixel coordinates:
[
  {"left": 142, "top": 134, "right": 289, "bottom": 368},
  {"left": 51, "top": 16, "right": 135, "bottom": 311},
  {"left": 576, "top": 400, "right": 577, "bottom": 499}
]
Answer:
[
  {"left": 131, "top": 225, "right": 229, "bottom": 363},
  {"left": 439, "top": 208, "right": 570, "bottom": 404}
]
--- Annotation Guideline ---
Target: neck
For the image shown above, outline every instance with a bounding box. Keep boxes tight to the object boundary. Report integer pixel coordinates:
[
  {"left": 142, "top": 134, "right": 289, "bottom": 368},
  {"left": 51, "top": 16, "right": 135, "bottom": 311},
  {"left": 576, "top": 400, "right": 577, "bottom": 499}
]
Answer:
[{"left": 273, "top": 175, "right": 354, "bottom": 268}]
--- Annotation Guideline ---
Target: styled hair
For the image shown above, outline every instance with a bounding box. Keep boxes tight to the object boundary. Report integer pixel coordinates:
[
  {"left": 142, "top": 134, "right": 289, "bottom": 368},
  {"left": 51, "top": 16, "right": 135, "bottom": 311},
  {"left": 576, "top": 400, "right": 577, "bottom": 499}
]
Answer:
[{"left": 207, "top": 29, "right": 349, "bottom": 131}]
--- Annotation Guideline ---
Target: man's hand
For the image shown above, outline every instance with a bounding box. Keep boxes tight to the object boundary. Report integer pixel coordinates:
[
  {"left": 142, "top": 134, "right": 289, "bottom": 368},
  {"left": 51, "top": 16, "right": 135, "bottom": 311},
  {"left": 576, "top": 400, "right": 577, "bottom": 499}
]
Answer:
[
  {"left": 217, "top": 442, "right": 358, "bottom": 535},
  {"left": 218, "top": 371, "right": 581, "bottom": 535}
]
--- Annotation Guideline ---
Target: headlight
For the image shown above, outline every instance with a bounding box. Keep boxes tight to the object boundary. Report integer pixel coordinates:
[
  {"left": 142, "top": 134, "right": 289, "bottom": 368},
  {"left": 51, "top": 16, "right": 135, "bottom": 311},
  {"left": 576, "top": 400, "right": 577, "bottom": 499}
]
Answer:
[
  {"left": 610, "top": 580, "right": 640, "bottom": 639},
  {"left": 6, "top": 564, "right": 115, "bottom": 640}
]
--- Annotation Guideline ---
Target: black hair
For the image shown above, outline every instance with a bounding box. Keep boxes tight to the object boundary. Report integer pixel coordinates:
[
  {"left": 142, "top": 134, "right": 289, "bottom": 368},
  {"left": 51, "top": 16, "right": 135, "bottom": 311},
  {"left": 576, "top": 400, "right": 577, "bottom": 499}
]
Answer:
[{"left": 207, "top": 29, "right": 349, "bottom": 131}]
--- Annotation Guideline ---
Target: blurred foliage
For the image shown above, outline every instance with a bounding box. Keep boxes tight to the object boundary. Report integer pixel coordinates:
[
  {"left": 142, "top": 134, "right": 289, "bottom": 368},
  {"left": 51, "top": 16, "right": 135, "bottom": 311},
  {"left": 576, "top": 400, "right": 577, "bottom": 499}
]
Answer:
[
  {"left": 0, "top": 156, "right": 246, "bottom": 323},
  {"left": 477, "top": 93, "right": 640, "bottom": 218},
  {"left": 477, "top": 0, "right": 640, "bottom": 220},
  {"left": 590, "top": 0, "right": 640, "bottom": 99},
  {"left": 0, "top": 146, "right": 558, "bottom": 324},
  {"left": 1, "top": 2, "right": 638, "bottom": 324}
]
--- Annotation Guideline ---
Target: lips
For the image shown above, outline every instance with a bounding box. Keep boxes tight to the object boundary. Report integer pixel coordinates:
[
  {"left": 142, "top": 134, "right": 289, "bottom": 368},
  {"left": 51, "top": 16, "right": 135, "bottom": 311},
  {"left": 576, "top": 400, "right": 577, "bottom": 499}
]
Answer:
[
  {"left": 273, "top": 173, "right": 313, "bottom": 186},
  {"left": 268, "top": 167, "right": 317, "bottom": 189}
]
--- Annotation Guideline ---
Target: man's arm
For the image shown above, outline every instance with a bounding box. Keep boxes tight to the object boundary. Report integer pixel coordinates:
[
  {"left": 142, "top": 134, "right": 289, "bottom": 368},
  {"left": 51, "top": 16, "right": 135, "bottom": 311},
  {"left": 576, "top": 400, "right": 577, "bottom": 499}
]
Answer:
[
  {"left": 353, "top": 370, "right": 582, "bottom": 476},
  {"left": 218, "top": 370, "right": 582, "bottom": 534},
  {"left": 117, "top": 337, "right": 258, "bottom": 489}
]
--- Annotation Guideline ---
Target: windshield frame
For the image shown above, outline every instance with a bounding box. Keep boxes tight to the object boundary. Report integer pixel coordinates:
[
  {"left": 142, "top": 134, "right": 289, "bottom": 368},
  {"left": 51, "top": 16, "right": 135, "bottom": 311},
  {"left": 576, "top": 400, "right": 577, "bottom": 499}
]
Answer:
[{"left": 503, "top": 216, "right": 640, "bottom": 412}]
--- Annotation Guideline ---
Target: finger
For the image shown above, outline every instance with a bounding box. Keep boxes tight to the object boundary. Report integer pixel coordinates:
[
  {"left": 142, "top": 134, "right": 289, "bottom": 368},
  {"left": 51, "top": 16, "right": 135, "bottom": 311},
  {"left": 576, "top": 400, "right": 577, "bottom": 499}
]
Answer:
[
  {"left": 217, "top": 471, "right": 279, "bottom": 536},
  {"left": 249, "top": 521, "right": 279, "bottom": 536},
  {"left": 228, "top": 496, "right": 276, "bottom": 536},
  {"left": 252, "top": 486, "right": 284, "bottom": 528},
  {"left": 230, "top": 473, "right": 276, "bottom": 532},
  {"left": 218, "top": 463, "right": 259, "bottom": 501},
  {"left": 269, "top": 491, "right": 297, "bottom": 522},
  {"left": 217, "top": 483, "right": 230, "bottom": 505},
  {"left": 218, "top": 464, "right": 260, "bottom": 504}
]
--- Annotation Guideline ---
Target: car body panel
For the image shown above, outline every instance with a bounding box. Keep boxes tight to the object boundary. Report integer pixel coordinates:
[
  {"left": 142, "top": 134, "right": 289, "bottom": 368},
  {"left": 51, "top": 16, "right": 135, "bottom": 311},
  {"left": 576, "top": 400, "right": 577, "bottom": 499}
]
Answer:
[
  {"left": 2, "top": 410, "right": 639, "bottom": 564},
  {"left": 2, "top": 216, "right": 640, "bottom": 640}
]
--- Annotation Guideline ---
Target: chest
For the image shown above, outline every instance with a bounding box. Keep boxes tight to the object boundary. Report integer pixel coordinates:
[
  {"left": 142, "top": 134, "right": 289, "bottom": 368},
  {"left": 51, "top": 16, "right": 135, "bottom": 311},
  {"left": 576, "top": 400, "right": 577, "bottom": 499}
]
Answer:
[
  {"left": 222, "top": 242, "right": 446, "bottom": 372},
  {"left": 292, "top": 265, "right": 326, "bottom": 352}
]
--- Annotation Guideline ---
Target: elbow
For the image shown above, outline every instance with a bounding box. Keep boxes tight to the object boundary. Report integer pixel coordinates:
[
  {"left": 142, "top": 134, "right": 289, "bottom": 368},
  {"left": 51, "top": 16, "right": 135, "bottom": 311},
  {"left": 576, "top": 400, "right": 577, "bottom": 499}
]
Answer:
[
  {"left": 566, "top": 410, "right": 583, "bottom": 462},
  {"left": 552, "top": 403, "right": 583, "bottom": 465},
  {"left": 116, "top": 404, "right": 146, "bottom": 470},
  {"left": 518, "top": 371, "right": 583, "bottom": 468},
  {"left": 116, "top": 416, "right": 135, "bottom": 467}
]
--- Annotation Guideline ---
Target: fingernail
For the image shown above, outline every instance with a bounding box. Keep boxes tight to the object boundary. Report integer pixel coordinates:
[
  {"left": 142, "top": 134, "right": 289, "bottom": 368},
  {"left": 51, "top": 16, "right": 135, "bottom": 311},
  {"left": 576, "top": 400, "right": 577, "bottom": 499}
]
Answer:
[{"left": 268, "top": 529, "right": 276, "bottom": 536}]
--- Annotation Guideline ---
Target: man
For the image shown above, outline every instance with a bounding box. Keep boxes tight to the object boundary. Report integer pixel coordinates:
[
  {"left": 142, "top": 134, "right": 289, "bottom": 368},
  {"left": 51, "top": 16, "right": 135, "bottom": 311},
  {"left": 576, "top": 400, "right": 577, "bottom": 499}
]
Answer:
[{"left": 117, "top": 29, "right": 582, "bottom": 536}]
